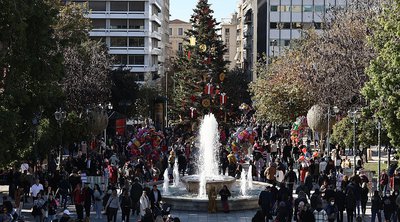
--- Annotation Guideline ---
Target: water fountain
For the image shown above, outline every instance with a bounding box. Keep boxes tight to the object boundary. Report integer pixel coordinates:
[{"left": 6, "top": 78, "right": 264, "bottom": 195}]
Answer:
[
  {"left": 181, "top": 114, "right": 235, "bottom": 196},
  {"left": 162, "top": 169, "right": 169, "bottom": 194},
  {"left": 173, "top": 159, "right": 180, "bottom": 187},
  {"left": 247, "top": 165, "right": 253, "bottom": 189},
  {"left": 161, "top": 114, "right": 267, "bottom": 211},
  {"left": 240, "top": 170, "right": 247, "bottom": 196}
]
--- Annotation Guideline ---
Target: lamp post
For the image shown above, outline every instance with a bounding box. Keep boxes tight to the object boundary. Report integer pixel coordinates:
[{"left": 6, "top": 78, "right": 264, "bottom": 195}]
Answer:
[
  {"left": 165, "top": 68, "right": 169, "bottom": 128},
  {"left": 376, "top": 117, "right": 382, "bottom": 191},
  {"left": 326, "top": 106, "right": 339, "bottom": 154},
  {"left": 348, "top": 109, "right": 361, "bottom": 174},
  {"left": 104, "top": 102, "right": 113, "bottom": 145},
  {"left": 54, "top": 108, "right": 67, "bottom": 167}
]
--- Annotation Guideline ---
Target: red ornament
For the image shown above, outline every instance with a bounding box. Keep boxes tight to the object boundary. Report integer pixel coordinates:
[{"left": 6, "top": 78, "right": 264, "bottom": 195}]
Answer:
[
  {"left": 188, "top": 51, "right": 191, "bottom": 59},
  {"left": 204, "top": 83, "right": 214, "bottom": 95},
  {"left": 190, "top": 95, "right": 196, "bottom": 103},
  {"left": 220, "top": 93, "right": 227, "bottom": 105}
]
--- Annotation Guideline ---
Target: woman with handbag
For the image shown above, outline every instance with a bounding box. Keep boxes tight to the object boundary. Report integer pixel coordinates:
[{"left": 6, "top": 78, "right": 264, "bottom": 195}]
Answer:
[
  {"left": 140, "top": 190, "right": 151, "bottom": 221},
  {"left": 105, "top": 189, "right": 119, "bottom": 222}
]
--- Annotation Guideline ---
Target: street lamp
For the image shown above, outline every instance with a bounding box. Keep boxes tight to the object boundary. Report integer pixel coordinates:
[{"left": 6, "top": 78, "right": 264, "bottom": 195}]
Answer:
[
  {"left": 348, "top": 109, "right": 361, "bottom": 174},
  {"left": 104, "top": 102, "right": 113, "bottom": 144},
  {"left": 376, "top": 116, "right": 383, "bottom": 191},
  {"left": 54, "top": 108, "right": 67, "bottom": 167},
  {"left": 326, "top": 106, "right": 339, "bottom": 154}
]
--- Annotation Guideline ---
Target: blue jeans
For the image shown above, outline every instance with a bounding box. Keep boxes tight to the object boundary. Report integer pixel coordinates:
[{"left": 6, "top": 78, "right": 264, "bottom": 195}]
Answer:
[{"left": 371, "top": 210, "right": 382, "bottom": 222}]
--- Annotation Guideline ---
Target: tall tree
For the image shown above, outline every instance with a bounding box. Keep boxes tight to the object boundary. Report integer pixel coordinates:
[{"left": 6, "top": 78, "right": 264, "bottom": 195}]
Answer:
[
  {"left": 362, "top": 0, "right": 400, "bottom": 147},
  {"left": 0, "top": 0, "right": 63, "bottom": 164},
  {"left": 171, "top": 0, "right": 228, "bottom": 121},
  {"left": 56, "top": 2, "right": 112, "bottom": 112}
]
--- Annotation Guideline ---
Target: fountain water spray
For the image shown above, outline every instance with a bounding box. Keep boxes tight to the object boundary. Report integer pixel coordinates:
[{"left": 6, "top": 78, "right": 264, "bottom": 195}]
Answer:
[
  {"left": 173, "top": 159, "right": 180, "bottom": 187},
  {"left": 240, "top": 170, "right": 247, "bottom": 196},
  {"left": 198, "top": 114, "right": 220, "bottom": 197},
  {"left": 163, "top": 169, "right": 169, "bottom": 194},
  {"left": 247, "top": 165, "right": 253, "bottom": 189}
]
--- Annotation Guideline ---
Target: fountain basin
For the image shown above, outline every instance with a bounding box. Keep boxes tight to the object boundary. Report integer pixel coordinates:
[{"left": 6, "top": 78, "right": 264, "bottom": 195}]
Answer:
[
  {"left": 161, "top": 181, "right": 269, "bottom": 211},
  {"left": 181, "top": 175, "right": 236, "bottom": 194},
  {"left": 162, "top": 195, "right": 259, "bottom": 211}
]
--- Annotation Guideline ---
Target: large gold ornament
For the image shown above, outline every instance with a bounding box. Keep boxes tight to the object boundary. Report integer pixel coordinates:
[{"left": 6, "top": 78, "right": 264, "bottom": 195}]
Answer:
[
  {"left": 202, "top": 98, "right": 211, "bottom": 107},
  {"left": 199, "top": 44, "right": 207, "bottom": 52}
]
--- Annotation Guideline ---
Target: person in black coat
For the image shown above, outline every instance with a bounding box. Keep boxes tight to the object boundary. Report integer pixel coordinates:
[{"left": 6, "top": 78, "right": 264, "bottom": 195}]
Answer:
[
  {"left": 149, "top": 185, "right": 162, "bottom": 210},
  {"left": 371, "top": 190, "right": 382, "bottom": 222},
  {"left": 82, "top": 183, "right": 93, "bottom": 219},
  {"left": 258, "top": 186, "right": 272, "bottom": 220},
  {"left": 360, "top": 182, "right": 369, "bottom": 216},
  {"left": 335, "top": 189, "right": 346, "bottom": 222},
  {"left": 130, "top": 178, "right": 143, "bottom": 216},
  {"left": 219, "top": 185, "right": 231, "bottom": 213},
  {"left": 346, "top": 189, "right": 356, "bottom": 222}
]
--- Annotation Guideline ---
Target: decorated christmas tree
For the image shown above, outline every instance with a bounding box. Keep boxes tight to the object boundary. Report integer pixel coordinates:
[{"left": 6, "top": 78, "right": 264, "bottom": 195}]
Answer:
[{"left": 171, "top": 0, "right": 229, "bottom": 121}]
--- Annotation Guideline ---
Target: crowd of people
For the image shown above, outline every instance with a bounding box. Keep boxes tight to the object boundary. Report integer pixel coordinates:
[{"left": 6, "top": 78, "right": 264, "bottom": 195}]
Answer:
[{"left": 0, "top": 115, "right": 399, "bottom": 222}]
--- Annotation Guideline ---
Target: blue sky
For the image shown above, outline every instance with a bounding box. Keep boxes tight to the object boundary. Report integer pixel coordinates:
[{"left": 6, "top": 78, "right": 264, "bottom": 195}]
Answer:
[{"left": 170, "top": 0, "right": 237, "bottom": 22}]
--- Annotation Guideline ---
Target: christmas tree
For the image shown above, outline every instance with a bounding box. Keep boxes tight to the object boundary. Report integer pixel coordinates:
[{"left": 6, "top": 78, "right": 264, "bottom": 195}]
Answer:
[{"left": 172, "top": 0, "right": 229, "bottom": 121}]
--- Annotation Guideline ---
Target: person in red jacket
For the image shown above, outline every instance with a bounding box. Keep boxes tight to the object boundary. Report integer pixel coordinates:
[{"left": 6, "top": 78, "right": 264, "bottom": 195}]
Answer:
[{"left": 72, "top": 183, "right": 84, "bottom": 221}]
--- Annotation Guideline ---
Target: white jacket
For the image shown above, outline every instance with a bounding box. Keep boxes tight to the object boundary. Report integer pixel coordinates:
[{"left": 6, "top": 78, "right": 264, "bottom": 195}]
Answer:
[{"left": 139, "top": 194, "right": 150, "bottom": 216}]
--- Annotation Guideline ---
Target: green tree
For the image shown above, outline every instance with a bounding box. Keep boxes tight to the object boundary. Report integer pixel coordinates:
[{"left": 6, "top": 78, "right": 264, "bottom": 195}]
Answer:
[
  {"left": 362, "top": 0, "right": 400, "bottom": 148},
  {"left": 0, "top": 0, "right": 63, "bottom": 164},
  {"left": 57, "top": 2, "right": 112, "bottom": 112},
  {"left": 172, "top": 0, "right": 228, "bottom": 121}
]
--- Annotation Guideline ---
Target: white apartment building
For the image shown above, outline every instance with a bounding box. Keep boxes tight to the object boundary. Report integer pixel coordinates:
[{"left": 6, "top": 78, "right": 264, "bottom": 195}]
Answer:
[
  {"left": 221, "top": 14, "right": 239, "bottom": 71},
  {"left": 258, "top": 0, "right": 349, "bottom": 58},
  {"left": 77, "top": 0, "right": 169, "bottom": 82}
]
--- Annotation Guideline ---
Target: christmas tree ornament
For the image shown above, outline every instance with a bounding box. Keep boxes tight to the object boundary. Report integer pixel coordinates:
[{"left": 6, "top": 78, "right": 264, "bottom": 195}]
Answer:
[
  {"left": 187, "top": 51, "right": 191, "bottom": 59},
  {"left": 220, "top": 93, "right": 227, "bottom": 105},
  {"left": 189, "top": 36, "right": 196, "bottom": 46},
  {"left": 190, "top": 95, "right": 196, "bottom": 103},
  {"left": 204, "top": 83, "right": 214, "bottom": 95},
  {"left": 190, "top": 107, "right": 197, "bottom": 118},
  {"left": 202, "top": 98, "right": 211, "bottom": 107},
  {"left": 219, "top": 72, "right": 225, "bottom": 82},
  {"left": 199, "top": 44, "right": 207, "bottom": 52}
]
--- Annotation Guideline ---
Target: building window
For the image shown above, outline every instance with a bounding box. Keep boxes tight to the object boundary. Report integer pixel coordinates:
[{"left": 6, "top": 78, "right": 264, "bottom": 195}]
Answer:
[
  {"left": 88, "top": 1, "right": 106, "bottom": 11},
  {"left": 303, "top": 5, "right": 313, "bottom": 12},
  {"left": 129, "top": 19, "right": 144, "bottom": 29},
  {"left": 314, "top": 5, "right": 325, "bottom": 12},
  {"left": 152, "top": 5, "right": 160, "bottom": 15},
  {"left": 291, "top": 6, "right": 302, "bottom": 12},
  {"left": 110, "top": 37, "right": 127, "bottom": 47},
  {"left": 92, "top": 19, "right": 106, "bottom": 29},
  {"left": 225, "top": 37, "right": 229, "bottom": 44},
  {"left": 110, "top": 1, "right": 128, "bottom": 11},
  {"left": 113, "top": 54, "right": 127, "bottom": 65},
  {"left": 129, "top": 55, "right": 145, "bottom": 65},
  {"left": 152, "top": 22, "right": 160, "bottom": 32},
  {"left": 178, "top": 28, "right": 183, "bottom": 36},
  {"left": 284, "top": 40, "right": 291, "bottom": 46},
  {"left": 152, "top": 39, "right": 159, "bottom": 48},
  {"left": 151, "top": 55, "right": 158, "bottom": 66},
  {"left": 110, "top": 19, "right": 127, "bottom": 29},
  {"left": 271, "top": 5, "right": 278, "bottom": 11},
  {"left": 225, "top": 28, "right": 230, "bottom": 36},
  {"left": 129, "top": 1, "right": 145, "bottom": 11},
  {"left": 129, "top": 37, "right": 145, "bottom": 47},
  {"left": 169, "top": 28, "right": 172, "bottom": 35},
  {"left": 178, "top": 43, "right": 183, "bottom": 52},
  {"left": 292, "top": 22, "right": 303, "bottom": 29}
]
